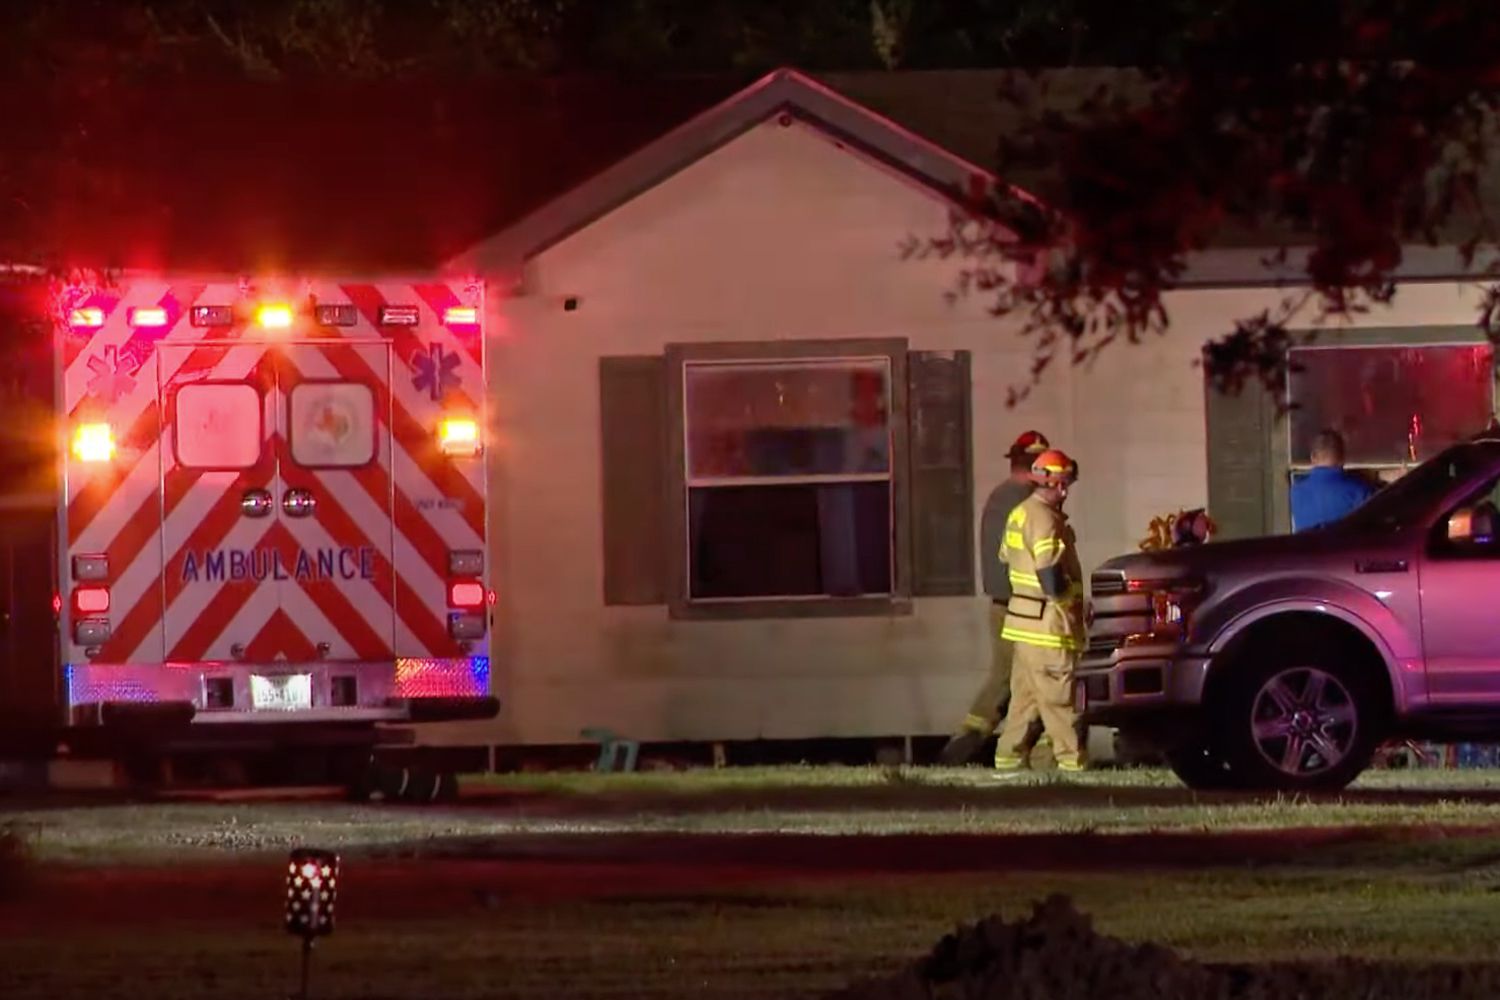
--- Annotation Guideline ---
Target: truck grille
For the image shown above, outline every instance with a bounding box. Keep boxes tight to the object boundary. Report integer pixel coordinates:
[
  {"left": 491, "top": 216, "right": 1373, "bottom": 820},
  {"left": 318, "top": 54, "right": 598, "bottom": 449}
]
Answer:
[
  {"left": 1087, "top": 635, "right": 1123, "bottom": 657},
  {"left": 1091, "top": 571, "right": 1126, "bottom": 596}
]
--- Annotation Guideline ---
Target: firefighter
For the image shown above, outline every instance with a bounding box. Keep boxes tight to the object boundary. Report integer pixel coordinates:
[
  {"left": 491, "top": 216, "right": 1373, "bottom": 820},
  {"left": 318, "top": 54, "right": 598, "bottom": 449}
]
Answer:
[
  {"left": 993, "top": 448, "right": 1087, "bottom": 775},
  {"left": 938, "top": 430, "right": 1051, "bottom": 765}
]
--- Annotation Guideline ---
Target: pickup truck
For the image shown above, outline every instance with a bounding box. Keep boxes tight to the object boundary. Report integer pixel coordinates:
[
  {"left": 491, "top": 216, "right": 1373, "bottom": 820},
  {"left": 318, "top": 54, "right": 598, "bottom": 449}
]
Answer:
[{"left": 1079, "top": 433, "right": 1500, "bottom": 791}]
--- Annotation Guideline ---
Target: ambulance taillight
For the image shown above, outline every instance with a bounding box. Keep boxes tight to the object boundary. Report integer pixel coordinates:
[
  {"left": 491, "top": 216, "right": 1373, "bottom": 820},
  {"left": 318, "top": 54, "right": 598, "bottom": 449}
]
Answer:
[
  {"left": 71, "top": 423, "right": 115, "bottom": 463},
  {"left": 73, "top": 587, "right": 110, "bottom": 614},
  {"left": 437, "top": 417, "right": 480, "bottom": 457},
  {"left": 448, "top": 581, "right": 485, "bottom": 608}
]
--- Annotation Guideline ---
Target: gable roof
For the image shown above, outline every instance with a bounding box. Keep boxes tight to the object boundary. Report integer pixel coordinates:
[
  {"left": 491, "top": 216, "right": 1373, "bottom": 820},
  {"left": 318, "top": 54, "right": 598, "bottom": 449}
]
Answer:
[{"left": 449, "top": 68, "right": 1018, "bottom": 278}]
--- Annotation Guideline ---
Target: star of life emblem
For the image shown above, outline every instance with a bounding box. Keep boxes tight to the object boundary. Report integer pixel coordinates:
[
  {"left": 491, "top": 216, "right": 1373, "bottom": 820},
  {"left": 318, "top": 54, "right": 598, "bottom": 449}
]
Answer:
[{"left": 85, "top": 346, "right": 142, "bottom": 404}]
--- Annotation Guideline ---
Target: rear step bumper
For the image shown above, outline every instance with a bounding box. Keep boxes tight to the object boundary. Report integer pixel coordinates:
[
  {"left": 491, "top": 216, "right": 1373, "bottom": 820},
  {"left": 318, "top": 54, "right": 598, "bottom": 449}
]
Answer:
[{"left": 71, "top": 695, "right": 501, "bottom": 727}]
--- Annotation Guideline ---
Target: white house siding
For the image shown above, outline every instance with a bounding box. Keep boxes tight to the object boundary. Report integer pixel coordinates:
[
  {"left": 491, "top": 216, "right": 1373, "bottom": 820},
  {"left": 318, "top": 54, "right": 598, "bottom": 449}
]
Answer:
[{"left": 439, "top": 116, "right": 1493, "bottom": 746}]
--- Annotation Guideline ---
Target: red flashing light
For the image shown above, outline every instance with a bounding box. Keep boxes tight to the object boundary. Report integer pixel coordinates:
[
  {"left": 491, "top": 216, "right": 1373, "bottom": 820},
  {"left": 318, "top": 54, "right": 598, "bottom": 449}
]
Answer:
[
  {"left": 73, "top": 587, "right": 110, "bottom": 614},
  {"left": 448, "top": 581, "right": 485, "bottom": 608},
  {"left": 128, "top": 306, "right": 169, "bottom": 328},
  {"left": 51, "top": 593, "right": 62, "bottom": 615},
  {"left": 69, "top": 307, "right": 106, "bottom": 329}
]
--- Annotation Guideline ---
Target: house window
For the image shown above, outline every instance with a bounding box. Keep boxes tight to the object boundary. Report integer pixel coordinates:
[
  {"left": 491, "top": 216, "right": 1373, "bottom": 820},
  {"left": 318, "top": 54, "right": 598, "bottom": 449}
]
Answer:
[
  {"left": 683, "top": 357, "right": 894, "bottom": 601},
  {"left": 1288, "top": 344, "right": 1494, "bottom": 469},
  {"left": 599, "top": 340, "right": 972, "bottom": 615}
]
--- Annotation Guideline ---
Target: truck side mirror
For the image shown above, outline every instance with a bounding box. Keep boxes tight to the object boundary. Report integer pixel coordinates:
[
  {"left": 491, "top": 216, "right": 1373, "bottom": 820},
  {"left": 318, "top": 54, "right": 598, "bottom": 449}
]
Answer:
[{"left": 1448, "top": 504, "right": 1498, "bottom": 544}]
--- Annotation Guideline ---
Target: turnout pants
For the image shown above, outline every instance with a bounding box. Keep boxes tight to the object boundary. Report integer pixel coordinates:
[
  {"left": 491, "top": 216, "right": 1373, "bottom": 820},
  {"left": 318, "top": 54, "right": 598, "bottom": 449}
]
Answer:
[{"left": 993, "top": 641, "right": 1084, "bottom": 771}]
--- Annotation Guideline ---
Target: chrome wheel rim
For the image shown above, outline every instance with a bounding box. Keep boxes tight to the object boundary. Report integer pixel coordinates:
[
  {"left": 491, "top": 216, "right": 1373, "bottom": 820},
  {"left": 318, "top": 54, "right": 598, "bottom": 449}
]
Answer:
[{"left": 1250, "top": 667, "right": 1358, "bottom": 777}]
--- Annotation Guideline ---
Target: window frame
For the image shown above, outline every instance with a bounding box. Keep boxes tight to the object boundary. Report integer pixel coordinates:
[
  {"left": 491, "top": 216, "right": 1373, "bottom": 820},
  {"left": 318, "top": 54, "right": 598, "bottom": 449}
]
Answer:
[
  {"left": 665, "top": 338, "right": 912, "bottom": 620},
  {"left": 286, "top": 378, "right": 380, "bottom": 471},
  {"left": 171, "top": 380, "right": 265, "bottom": 472}
]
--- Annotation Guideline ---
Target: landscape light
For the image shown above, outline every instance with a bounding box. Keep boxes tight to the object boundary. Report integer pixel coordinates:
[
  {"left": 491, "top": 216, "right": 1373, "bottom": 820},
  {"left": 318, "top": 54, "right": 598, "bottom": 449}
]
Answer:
[{"left": 285, "top": 848, "right": 339, "bottom": 999}]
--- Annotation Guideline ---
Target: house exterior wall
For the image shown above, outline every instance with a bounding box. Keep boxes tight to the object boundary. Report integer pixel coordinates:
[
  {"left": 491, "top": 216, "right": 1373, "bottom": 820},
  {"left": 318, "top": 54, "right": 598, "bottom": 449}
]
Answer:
[{"left": 441, "top": 116, "right": 1492, "bottom": 746}]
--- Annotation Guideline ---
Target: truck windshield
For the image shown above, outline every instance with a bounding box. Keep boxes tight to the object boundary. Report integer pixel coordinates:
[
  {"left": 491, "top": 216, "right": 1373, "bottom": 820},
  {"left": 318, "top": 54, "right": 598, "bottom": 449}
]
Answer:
[{"left": 1335, "top": 444, "right": 1492, "bottom": 531}]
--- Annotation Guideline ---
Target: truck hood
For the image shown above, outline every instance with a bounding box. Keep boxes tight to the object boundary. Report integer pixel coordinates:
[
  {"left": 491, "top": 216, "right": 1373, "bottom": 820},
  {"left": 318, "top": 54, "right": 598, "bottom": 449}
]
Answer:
[{"left": 1095, "top": 529, "right": 1372, "bottom": 584}]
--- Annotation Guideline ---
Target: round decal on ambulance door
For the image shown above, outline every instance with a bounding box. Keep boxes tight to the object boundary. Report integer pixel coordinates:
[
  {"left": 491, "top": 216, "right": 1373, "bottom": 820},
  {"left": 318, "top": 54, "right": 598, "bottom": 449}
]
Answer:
[{"left": 289, "top": 383, "right": 376, "bottom": 467}]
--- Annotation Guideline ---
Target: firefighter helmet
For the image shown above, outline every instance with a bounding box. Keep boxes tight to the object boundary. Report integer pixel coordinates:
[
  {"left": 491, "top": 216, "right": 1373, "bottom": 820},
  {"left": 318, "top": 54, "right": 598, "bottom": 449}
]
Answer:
[
  {"left": 1007, "top": 429, "right": 1050, "bottom": 459},
  {"left": 1030, "top": 448, "right": 1079, "bottom": 487}
]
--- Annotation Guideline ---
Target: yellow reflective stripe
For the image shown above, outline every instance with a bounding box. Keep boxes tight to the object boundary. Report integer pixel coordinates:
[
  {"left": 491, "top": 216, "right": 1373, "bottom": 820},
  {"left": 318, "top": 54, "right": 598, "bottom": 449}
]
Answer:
[
  {"left": 999, "top": 625, "right": 1080, "bottom": 650},
  {"left": 1032, "top": 537, "right": 1064, "bottom": 557},
  {"left": 1003, "top": 530, "right": 1026, "bottom": 550},
  {"left": 1008, "top": 570, "right": 1041, "bottom": 588},
  {"left": 993, "top": 755, "right": 1024, "bottom": 771},
  {"left": 1008, "top": 506, "right": 1027, "bottom": 528},
  {"left": 962, "top": 714, "right": 991, "bottom": 731}
]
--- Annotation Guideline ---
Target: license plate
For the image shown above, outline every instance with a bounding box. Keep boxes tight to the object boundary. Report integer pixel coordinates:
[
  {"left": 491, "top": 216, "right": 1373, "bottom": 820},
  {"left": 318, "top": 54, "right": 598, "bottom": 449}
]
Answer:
[{"left": 250, "top": 673, "right": 313, "bottom": 711}]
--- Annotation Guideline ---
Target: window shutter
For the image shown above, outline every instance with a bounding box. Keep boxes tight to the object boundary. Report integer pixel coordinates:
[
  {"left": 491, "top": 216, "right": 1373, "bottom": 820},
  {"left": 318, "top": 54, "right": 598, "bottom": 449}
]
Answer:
[
  {"left": 1204, "top": 372, "right": 1274, "bottom": 539},
  {"left": 907, "top": 350, "right": 974, "bottom": 596},
  {"left": 599, "top": 356, "right": 668, "bottom": 605}
]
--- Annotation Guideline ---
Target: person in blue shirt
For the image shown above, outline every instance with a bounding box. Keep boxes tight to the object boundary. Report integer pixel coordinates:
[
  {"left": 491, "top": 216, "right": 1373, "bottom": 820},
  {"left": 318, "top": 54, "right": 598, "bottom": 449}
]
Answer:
[{"left": 1290, "top": 429, "right": 1378, "bottom": 531}]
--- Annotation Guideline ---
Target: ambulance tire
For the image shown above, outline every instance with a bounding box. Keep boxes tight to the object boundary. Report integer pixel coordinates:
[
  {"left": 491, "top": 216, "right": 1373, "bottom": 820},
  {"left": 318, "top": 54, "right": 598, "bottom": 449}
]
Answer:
[
  {"left": 401, "top": 768, "right": 441, "bottom": 804},
  {"left": 352, "top": 761, "right": 411, "bottom": 803}
]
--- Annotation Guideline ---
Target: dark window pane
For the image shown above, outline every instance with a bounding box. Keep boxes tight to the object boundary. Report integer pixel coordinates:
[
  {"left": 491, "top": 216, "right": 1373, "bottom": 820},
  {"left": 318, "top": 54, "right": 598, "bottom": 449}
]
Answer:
[
  {"left": 688, "top": 483, "right": 891, "bottom": 599},
  {"left": 685, "top": 360, "right": 890, "bottom": 478},
  {"left": 1289, "top": 345, "right": 1493, "bottom": 465}
]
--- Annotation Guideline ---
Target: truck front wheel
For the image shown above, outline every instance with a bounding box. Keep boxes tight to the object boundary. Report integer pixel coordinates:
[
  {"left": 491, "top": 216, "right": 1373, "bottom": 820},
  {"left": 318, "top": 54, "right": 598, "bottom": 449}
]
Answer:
[{"left": 1211, "top": 643, "right": 1380, "bottom": 792}]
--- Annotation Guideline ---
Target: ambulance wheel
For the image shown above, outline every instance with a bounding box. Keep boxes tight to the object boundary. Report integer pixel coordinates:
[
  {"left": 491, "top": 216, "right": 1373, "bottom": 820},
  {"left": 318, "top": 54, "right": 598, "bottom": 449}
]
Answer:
[
  {"left": 401, "top": 767, "right": 441, "bottom": 803},
  {"left": 351, "top": 761, "right": 411, "bottom": 802},
  {"left": 1210, "top": 636, "right": 1381, "bottom": 792}
]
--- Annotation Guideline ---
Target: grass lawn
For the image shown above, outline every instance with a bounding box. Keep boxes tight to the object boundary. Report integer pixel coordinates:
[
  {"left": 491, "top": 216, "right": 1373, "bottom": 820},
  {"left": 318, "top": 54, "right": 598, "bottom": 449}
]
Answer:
[
  {"left": 6, "top": 766, "right": 1500, "bottom": 998},
  {"left": 11, "top": 766, "right": 1500, "bottom": 861}
]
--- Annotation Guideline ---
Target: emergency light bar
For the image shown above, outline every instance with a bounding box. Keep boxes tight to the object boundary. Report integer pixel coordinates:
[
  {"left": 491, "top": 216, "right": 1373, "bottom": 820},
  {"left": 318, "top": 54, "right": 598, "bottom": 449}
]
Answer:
[
  {"left": 256, "top": 304, "right": 295, "bottom": 329},
  {"left": 378, "top": 305, "right": 420, "bottom": 326},
  {"left": 315, "top": 304, "right": 358, "bottom": 327},
  {"left": 68, "top": 307, "right": 105, "bottom": 329},
  {"left": 443, "top": 306, "right": 479, "bottom": 326},
  {"left": 190, "top": 305, "right": 234, "bottom": 327},
  {"left": 128, "top": 306, "right": 168, "bottom": 328}
]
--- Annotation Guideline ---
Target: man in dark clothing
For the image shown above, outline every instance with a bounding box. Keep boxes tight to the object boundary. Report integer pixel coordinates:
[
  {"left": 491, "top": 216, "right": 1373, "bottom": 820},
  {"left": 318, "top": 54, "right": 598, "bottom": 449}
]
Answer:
[
  {"left": 937, "top": 430, "right": 1051, "bottom": 765},
  {"left": 1290, "top": 429, "right": 1377, "bottom": 531}
]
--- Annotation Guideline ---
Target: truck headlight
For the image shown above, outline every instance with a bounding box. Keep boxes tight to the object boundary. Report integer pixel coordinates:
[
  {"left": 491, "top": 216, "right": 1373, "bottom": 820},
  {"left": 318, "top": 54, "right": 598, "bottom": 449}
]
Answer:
[{"left": 1147, "top": 580, "right": 1204, "bottom": 634}]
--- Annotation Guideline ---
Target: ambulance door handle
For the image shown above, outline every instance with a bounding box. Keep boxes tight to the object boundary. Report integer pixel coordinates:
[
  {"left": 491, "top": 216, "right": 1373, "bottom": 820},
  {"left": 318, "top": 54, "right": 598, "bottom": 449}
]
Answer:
[
  {"left": 241, "top": 489, "right": 273, "bottom": 518},
  {"left": 282, "top": 488, "right": 317, "bottom": 518}
]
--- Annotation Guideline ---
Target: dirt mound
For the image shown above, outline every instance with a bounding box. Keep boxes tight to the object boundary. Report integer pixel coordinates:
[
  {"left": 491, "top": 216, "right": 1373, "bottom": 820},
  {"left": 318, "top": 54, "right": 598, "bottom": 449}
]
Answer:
[{"left": 832, "top": 894, "right": 1500, "bottom": 1000}]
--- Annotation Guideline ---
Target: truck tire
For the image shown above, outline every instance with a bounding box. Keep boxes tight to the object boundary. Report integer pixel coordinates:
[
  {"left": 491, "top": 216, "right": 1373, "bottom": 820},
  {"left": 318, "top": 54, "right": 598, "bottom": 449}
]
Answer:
[
  {"left": 1210, "top": 640, "right": 1380, "bottom": 792},
  {"left": 1164, "top": 742, "right": 1241, "bottom": 790}
]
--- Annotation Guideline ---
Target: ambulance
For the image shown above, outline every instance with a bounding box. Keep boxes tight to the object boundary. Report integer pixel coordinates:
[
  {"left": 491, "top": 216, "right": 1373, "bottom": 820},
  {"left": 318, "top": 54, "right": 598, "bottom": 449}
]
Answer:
[{"left": 50, "top": 274, "right": 497, "bottom": 744}]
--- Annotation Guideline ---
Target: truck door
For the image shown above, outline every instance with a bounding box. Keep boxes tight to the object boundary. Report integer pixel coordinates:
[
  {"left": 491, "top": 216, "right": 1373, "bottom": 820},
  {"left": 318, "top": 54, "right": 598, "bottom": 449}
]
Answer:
[
  {"left": 1420, "top": 469, "right": 1500, "bottom": 706},
  {"left": 159, "top": 341, "right": 396, "bottom": 663}
]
